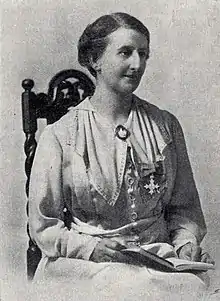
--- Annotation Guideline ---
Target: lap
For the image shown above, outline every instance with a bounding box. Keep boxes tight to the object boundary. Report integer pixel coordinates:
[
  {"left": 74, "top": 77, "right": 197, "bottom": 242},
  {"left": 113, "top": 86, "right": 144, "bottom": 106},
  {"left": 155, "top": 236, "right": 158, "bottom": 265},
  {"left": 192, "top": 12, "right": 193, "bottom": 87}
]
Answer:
[{"left": 34, "top": 256, "right": 207, "bottom": 301}]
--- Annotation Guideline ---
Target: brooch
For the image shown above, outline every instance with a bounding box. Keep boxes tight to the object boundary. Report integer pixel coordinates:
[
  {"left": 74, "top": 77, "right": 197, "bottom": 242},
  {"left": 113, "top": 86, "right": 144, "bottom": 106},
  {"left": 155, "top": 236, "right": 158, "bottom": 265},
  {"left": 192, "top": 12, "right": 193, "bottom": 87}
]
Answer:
[
  {"left": 144, "top": 174, "right": 160, "bottom": 195},
  {"left": 115, "top": 125, "right": 130, "bottom": 141}
]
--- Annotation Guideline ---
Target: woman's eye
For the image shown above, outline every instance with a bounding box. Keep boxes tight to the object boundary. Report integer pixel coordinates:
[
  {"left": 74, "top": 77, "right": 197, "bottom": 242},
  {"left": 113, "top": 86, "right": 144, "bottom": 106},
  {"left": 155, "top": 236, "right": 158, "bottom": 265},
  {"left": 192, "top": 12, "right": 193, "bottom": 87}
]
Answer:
[
  {"left": 119, "top": 50, "right": 132, "bottom": 57},
  {"left": 139, "top": 51, "right": 148, "bottom": 58}
]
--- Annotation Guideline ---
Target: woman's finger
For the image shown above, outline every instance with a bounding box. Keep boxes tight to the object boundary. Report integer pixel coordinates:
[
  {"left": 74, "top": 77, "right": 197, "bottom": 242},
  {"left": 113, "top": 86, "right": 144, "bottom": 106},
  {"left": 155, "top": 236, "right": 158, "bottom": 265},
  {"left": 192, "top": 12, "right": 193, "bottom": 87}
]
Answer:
[
  {"left": 103, "top": 254, "right": 115, "bottom": 262},
  {"left": 104, "top": 238, "right": 125, "bottom": 251},
  {"left": 178, "top": 244, "right": 192, "bottom": 260},
  {"left": 191, "top": 245, "right": 202, "bottom": 261},
  {"left": 104, "top": 246, "right": 118, "bottom": 259},
  {"left": 178, "top": 243, "right": 201, "bottom": 261},
  {"left": 112, "top": 235, "right": 139, "bottom": 247},
  {"left": 200, "top": 252, "right": 215, "bottom": 264}
]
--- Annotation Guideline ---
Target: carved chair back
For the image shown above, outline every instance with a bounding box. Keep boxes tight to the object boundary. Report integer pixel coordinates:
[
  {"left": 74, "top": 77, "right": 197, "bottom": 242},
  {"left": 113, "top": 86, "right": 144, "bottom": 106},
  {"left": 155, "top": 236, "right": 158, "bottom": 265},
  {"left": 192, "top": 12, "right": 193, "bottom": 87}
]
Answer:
[{"left": 21, "top": 69, "right": 95, "bottom": 280}]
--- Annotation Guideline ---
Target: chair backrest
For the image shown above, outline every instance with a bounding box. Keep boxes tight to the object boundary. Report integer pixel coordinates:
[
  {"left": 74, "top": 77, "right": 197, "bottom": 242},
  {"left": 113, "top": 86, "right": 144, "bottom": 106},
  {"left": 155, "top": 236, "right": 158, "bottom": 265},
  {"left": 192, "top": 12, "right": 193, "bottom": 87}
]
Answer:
[{"left": 21, "top": 69, "right": 95, "bottom": 280}]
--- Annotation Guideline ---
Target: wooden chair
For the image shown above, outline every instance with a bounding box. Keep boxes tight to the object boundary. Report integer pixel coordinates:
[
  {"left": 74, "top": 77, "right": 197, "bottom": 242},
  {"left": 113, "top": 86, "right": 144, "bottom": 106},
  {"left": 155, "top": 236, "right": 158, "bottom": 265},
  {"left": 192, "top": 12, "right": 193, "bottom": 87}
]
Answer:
[{"left": 21, "top": 69, "right": 95, "bottom": 280}]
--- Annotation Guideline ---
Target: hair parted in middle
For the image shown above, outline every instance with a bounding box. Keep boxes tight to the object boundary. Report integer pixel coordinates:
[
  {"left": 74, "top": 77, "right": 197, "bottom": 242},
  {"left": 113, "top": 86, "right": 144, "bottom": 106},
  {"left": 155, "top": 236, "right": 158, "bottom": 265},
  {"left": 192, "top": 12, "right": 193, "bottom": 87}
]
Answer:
[{"left": 77, "top": 12, "right": 150, "bottom": 78}]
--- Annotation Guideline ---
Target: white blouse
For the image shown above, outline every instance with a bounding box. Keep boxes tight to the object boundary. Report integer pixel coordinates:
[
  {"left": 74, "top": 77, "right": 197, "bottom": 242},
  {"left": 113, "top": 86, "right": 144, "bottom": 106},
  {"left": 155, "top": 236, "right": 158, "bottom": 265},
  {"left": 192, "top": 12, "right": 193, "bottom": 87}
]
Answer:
[{"left": 29, "top": 95, "right": 207, "bottom": 261}]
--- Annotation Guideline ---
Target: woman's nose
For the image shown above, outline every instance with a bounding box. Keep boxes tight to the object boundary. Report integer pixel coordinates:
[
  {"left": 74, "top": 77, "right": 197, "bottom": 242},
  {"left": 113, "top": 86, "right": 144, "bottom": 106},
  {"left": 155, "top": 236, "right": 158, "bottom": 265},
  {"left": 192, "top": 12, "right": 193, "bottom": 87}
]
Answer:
[{"left": 129, "top": 51, "right": 141, "bottom": 70}]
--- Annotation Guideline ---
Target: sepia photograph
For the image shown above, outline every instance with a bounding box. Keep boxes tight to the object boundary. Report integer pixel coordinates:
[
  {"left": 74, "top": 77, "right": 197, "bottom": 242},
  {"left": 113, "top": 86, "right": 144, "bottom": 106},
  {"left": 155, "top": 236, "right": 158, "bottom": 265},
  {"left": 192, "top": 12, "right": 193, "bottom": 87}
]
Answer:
[{"left": 1, "top": 0, "right": 220, "bottom": 300}]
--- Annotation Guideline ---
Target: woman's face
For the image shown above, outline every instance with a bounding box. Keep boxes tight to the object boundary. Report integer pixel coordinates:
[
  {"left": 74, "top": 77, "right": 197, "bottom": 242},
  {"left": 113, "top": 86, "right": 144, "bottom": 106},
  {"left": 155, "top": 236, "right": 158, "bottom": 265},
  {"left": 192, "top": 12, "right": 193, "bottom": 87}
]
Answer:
[{"left": 95, "top": 27, "right": 149, "bottom": 95}]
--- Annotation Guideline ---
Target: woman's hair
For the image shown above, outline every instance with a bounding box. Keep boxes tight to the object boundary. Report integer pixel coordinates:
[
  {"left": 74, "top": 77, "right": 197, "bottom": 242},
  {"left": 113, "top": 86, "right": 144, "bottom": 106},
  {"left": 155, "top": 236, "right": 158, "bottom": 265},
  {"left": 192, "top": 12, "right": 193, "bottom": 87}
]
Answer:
[{"left": 77, "top": 12, "right": 150, "bottom": 78}]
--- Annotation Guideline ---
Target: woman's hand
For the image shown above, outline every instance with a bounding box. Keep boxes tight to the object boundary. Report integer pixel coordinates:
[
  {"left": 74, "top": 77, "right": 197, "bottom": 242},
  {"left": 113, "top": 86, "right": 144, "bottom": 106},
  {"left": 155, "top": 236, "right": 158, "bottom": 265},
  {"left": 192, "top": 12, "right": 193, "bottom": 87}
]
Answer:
[
  {"left": 90, "top": 238, "right": 132, "bottom": 263},
  {"left": 178, "top": 242, "right": 214, "bottom": 264}
]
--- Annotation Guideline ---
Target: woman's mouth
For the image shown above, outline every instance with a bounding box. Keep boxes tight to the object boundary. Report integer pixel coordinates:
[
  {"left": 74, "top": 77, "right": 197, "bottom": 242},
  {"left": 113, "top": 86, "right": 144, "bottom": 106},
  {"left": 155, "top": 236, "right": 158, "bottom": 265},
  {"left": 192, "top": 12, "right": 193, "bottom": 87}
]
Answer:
[{"left": 124, "top": 74, "right": 139, "bottom": 80}]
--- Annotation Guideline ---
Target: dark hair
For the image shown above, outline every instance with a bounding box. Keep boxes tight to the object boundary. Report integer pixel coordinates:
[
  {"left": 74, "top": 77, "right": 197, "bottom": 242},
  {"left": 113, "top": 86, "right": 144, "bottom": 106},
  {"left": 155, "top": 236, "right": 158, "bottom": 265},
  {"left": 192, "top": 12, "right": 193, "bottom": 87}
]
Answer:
[{"left": 77, "top": 12, "right": 150, "bottom": 77}]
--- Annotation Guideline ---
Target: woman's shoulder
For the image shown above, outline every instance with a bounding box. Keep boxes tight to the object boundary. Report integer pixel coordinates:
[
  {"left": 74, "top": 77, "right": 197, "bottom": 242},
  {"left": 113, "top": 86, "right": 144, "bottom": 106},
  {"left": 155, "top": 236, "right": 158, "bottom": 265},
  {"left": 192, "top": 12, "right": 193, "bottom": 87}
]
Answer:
[
  {"left": 39, "top": 98, "right": 94, "bottom": 151},
  {"left": 134, "top": 95, "right": 179, "bottom": 126},
  {"left": 39, "top": 108, "right": 80, "bottom": 147}
]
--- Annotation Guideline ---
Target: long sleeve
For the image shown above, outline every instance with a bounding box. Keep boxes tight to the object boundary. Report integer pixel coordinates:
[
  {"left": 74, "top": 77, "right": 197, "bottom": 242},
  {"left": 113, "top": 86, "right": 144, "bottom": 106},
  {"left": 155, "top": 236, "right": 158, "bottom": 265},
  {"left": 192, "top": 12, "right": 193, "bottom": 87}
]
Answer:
[
  {"left": 29, "top": 125, "right": 100, "bottom": 260},
  {"left": 165, "top": 114, "right": 207, "bottom": 250}
]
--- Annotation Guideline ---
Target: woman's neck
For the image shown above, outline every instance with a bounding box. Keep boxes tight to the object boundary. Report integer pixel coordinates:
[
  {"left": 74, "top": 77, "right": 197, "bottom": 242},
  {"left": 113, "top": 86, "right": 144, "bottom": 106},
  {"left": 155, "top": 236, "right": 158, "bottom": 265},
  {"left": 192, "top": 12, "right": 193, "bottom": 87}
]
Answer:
[{"left": 90, "top": 83, "right": 133, "bottom": 126}]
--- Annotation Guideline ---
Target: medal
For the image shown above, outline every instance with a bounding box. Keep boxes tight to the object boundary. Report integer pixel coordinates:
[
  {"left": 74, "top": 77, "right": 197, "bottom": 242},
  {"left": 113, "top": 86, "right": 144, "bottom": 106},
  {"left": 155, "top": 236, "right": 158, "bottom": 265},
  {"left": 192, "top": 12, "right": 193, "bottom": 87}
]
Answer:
[{"left": 144, "top": 174, "right": 160, "bottom": 195}]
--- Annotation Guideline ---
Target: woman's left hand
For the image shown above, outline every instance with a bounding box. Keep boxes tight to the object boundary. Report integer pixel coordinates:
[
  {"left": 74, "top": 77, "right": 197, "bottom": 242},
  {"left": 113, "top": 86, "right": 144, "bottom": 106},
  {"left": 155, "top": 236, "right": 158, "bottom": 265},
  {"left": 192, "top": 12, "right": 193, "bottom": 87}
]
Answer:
[
  {"left": 111, "top": 235, "right": 140, "bottom": 248},
  {"left": 178, "top": 242, "right": 215, "bottom": 264}
]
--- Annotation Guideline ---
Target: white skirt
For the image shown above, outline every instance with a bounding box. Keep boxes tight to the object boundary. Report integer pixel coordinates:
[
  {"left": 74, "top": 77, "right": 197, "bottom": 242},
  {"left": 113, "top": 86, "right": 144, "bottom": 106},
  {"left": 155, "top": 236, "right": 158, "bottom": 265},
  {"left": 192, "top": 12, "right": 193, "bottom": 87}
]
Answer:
[{"left": 31, "top": 255, "right": 209, "bottom": 301}]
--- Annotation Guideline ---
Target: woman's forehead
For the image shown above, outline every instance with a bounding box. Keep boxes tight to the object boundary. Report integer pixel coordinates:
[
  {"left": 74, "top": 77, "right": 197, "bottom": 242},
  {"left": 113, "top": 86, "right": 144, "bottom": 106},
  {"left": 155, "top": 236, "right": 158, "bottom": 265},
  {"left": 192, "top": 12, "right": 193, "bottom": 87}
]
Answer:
[{"left": 107, "top": 27, "right": 149, "bottom": 50}]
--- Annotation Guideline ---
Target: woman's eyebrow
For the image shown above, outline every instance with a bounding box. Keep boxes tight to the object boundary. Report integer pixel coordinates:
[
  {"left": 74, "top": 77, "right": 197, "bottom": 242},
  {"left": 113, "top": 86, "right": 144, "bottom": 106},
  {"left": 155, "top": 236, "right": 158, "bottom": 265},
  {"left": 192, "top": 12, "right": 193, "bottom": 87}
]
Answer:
[
  {"left": 117, "top": 45, "right": 148, "bottom": 51},
  {"left": 118, "top": 45, "right": 133, "bottom": 50},
  {"left": 139, "top": 47, "right": 148, "bottom": 50}
]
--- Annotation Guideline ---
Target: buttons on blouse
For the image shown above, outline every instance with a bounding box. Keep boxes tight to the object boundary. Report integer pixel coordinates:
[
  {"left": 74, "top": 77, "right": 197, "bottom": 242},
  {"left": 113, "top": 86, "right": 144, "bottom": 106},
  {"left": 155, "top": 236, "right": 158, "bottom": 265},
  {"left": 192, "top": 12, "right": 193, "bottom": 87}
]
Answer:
[
  {"left": 128, "top": 163, "right": 133, "bottom": 169},
  {"left": 128, "top": 177, "right": 134, "bottom": 185},
  {"left": 131, "top": 212, "right": 138, "bottom": 221},
  {"left": 129, "top": 194, "right": 135, "bottom": 201},
  {"left": 127, "top": 180, "right": 138, "bottom": 221},
  {"left": 125, "top": 147, "right": 140, "bottom": 222},
  {"left": 127, "top": 178, "right": 138, "bottom": 221}
]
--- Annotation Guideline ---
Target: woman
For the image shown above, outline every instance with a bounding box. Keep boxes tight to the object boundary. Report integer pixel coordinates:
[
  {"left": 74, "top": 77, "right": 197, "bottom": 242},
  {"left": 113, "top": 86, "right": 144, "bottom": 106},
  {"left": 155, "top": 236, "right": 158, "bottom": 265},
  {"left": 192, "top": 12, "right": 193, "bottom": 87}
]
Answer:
[{"left": 29, "top": 12, "right": 214, "bottom": 300}]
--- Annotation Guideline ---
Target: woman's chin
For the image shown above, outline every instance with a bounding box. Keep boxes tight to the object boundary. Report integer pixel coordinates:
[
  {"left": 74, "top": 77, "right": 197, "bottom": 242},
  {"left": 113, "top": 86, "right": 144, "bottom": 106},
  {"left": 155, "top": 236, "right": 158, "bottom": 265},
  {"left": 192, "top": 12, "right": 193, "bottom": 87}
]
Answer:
[{"left": 115, "top": 83, "right": 139, "bottom": 95}]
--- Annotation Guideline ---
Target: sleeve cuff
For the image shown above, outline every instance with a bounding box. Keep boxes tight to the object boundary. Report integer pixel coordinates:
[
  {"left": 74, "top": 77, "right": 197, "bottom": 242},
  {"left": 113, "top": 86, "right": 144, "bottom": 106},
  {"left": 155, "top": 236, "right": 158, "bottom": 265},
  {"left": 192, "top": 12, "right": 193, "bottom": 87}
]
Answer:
[
  {"left": 77, "top": 236, "right": 101, "bottom": 261},
  {"left": 66, "top": 229, "right": 101, "bottom": 260}
]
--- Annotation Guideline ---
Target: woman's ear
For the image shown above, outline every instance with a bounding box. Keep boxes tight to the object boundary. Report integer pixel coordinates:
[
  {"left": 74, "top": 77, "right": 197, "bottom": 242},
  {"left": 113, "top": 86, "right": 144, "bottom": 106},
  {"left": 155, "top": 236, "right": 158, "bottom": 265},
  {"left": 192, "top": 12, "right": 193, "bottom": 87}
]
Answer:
[
  {"left": 92, "top": 61, "right": 101, "bottom": 73},
  {"left": 90, "top": 56, "right": 102, "bottom": 73}
]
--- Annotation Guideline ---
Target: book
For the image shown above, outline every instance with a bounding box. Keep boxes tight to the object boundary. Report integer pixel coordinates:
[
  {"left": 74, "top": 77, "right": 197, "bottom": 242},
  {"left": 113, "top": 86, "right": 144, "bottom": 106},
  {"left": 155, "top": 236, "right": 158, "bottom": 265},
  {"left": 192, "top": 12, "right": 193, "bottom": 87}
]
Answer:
[{"left": 121, "top": 246, "right": 215, "bottom": 272}]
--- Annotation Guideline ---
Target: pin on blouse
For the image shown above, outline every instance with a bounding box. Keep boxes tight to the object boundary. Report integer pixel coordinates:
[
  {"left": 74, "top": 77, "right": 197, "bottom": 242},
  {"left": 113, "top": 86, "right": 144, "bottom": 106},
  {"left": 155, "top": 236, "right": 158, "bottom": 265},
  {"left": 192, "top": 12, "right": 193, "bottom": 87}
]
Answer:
[{"left": 115, "top": 125, "right": 130, "bottom": 140}]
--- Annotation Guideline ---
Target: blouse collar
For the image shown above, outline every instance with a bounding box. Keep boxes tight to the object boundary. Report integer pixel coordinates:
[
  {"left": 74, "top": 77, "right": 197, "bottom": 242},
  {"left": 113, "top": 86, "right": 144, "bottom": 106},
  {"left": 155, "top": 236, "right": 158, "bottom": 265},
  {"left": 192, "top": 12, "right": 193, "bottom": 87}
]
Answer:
[
  {"left": 69, "top": 95, "right": 172, "bottom": 145},
  {"left": 67, "top": 95, "right": 172, "bottom": 206}
]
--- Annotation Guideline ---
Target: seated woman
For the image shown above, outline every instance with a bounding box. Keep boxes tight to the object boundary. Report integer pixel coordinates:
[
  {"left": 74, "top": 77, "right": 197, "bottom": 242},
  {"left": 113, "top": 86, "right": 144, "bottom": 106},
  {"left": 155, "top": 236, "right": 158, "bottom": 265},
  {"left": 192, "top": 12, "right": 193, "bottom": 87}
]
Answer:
[{"left": 29, "top": 12, "right": 214, "bottom": 300}]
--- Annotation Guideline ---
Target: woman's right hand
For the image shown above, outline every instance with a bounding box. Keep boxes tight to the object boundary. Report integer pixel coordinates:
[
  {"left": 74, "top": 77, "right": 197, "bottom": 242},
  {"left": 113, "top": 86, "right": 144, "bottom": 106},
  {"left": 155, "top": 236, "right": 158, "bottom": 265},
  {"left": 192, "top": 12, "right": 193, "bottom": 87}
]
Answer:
[{"left": 90, "top": 238, "right": 131, "bottom": 263}]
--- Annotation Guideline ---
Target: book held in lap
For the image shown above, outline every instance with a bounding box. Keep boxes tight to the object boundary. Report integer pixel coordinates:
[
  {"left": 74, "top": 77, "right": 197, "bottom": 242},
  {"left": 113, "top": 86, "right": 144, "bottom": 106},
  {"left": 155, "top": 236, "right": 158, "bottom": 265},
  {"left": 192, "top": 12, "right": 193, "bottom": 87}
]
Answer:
[{"left": 121, "top": 243, "right": 215, "bottom": 272}]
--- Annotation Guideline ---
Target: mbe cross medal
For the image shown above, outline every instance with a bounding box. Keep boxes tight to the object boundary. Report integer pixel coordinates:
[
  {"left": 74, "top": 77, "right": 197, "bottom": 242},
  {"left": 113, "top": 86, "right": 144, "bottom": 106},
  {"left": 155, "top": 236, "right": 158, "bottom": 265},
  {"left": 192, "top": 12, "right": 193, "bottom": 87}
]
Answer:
[{"left": 144, "top": 174, "right": 160, "bottom": 195}]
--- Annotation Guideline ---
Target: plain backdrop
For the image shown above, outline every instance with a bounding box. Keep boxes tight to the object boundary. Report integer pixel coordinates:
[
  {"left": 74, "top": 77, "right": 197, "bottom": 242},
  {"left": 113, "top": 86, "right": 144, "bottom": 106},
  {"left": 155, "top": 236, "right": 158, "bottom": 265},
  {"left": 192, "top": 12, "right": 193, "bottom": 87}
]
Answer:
[{"left": 1, "top": 0, "right": 220, "bottom": 298}]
